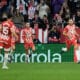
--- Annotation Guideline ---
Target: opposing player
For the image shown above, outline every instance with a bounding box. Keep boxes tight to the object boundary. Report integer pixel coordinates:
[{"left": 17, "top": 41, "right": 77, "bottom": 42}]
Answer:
[
  {"left": 62, "top": 19, "right": 79, "bottom": 52},
  {"left": 22, "top": 22, "right": 35, "bottom": 62},
  {"left": 1, "top": 14, "right": 18, "bottom": 69}
]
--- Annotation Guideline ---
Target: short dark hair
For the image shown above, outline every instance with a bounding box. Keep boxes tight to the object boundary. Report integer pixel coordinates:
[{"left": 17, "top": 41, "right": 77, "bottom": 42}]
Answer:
[{"left": 8, "top": 14, "right": 13, "bottom": 19}]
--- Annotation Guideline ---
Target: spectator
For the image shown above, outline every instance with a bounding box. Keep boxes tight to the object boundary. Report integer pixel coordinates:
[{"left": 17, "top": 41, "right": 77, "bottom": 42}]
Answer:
[
  {"left": 28, "top": 0, "right": 37, "bottom": 23},
  {"left": 48, "top": 25, "right": 60, "bottom": 43},
  {"left": 67, "top": 0, "right": 79, "bottom": 15},
  {"left": 62, "top": 8, "right": 70, "bottom": 22},
  {"left": 53, "top": 14, "right": 63, "bottom": 27},
  {"left": 7, "top": 2, "right": 14, "bottom": 16},
  {"left": 51, "top": 0, "right": 64, "bottom": 16},
  {"left": 75, "top": 10, "right": 80, "bottom": 27},
  {"left": 0, "top": 0, "right": 7, "bottom": 14},
  {"left": 32, "top": 12, "right": 45, "bottom": 29},
  {"left": 16, "top": 0, "right": 27, "bottom": 16},
  {"left": 33, "top": 33, "right": 41, "bottom": 44},
  {"left": 37, "top": 0, "right": 50, "bottom": 19},
  {"left": 42, "top": 15, "right": 49, "bottom": 30},
  {"left": 12, "top": 9, "right": 24, "bottom": 28},
  {"left": 32, "top": 12, "right": 43, "bottom": 25}
]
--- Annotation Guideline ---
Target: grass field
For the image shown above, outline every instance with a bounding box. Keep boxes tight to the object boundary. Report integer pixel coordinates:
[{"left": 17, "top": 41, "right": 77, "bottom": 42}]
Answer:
[{"left": 0, "top": 63, "right": 80, "bottom": 80}]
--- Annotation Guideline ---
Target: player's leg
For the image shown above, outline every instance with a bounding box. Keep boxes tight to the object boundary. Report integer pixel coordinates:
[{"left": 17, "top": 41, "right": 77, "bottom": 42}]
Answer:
[
  {"left": 9, "top": 43, "right": 15, "bottom": 63},
  {"left": 75, "top": 45, "right": 80, "bottom": 63},
  {"left": 73, "top": 39, "right": 78, "bottom": 50},
  {"left": 25, "top": 48, "right": 31, "bottom": 63},
  {"left": 73, "top": 40, "right": 80, "bottom": 63},
  {"left": 62, "top": 40, "right": 71, "bottom": 52},
  {"left": 30, "top": 43, "right": 35, "bottom": 56},
  {"left": 2, "top": 41, "right": 11, "bottom": 69},
  {"left": 24, "top": 43, "right": 30, "bottom": 62},
  {"left": 2, "top": 48, "right": 11, "bottom": 69},
  {"left": 28, "top": 43, "right": 35, "bottom": 57}
]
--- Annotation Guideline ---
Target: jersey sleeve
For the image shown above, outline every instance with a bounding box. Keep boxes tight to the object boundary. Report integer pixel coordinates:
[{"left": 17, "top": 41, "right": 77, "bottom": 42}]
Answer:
[{"left": 63, "top": 26, "right": 68, "bottom": 34}]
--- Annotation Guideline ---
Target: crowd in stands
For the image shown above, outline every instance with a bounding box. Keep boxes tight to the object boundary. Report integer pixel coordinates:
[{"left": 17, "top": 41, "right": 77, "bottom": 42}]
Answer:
[{"left": 0, "top": 0, "right": 80, "bottom": 43}]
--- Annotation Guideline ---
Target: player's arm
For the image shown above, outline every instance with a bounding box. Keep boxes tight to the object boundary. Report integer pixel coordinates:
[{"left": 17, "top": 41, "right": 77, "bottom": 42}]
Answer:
[
  {"left": 11, "top": 28, "right": 18, "bottom": 41},
  {"left": 63, "top": 27, "right": 71, "bottom": 39},
  {"left": 75, "top": 30, "right": 79, "bottom": 37},
  {"left": 74, "top": 27, "right": 79, "bottom": 37},
  {"left": 63, "top": 28, "right": 68, "bottom": 37}
]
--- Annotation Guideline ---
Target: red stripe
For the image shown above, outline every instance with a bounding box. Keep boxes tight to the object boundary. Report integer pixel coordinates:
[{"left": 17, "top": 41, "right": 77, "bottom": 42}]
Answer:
[{"left": 34, "top": 28, "right": 38, "bottom": 39}]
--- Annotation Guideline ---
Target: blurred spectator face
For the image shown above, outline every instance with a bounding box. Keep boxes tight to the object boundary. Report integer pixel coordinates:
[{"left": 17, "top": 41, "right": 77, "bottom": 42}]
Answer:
[
  {"left": 77, "top": 10, "right": 80, "bottom": 16},
  {"left": 25, "top": 22, "right": 30, "bottom": 28},
  {"left": 68, "top": 19, "right": 74, "bottom": 25},
  {"left": 43, "top": 15, "right": 47, "bottom": 20},
  {"left": 52, "top": 26, "right": 57, "bottom": 31},
  {"left": 32, "top": 34, "right": 36, "bottom": 39},
  {"left": 34, "top": 14, "right": 38, "bottom": 19},
  {"left": 30, "top": 0, "right": 34, "bottom": 6},
  {"left": 66, "top": 9, "right": 70, "bottom": 13},
  {"left": 40, "top": 0, "right": 45, "bottom": 4},
  {"left": 34, "top": 22, "right": 39, "bottom": 28},
  {"left": 15, "top": 9, "right": 20, "bottom": 16},
  {"left": 43, "top": 15, "right": 48, "bottom": 24}
]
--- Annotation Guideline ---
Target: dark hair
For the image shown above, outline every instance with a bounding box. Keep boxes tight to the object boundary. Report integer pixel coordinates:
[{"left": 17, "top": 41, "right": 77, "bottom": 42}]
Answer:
[{"left": 8, "top": 14, "right": 13, "bottom": 19}]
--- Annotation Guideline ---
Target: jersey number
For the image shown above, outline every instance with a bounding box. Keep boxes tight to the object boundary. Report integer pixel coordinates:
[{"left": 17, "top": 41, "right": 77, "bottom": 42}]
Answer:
[{"left": 3, "top": 26, "right": 9, "bottom": 35}]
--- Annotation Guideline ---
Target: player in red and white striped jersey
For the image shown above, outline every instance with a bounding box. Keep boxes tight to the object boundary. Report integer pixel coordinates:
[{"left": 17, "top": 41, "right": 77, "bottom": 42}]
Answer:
[
  {"left": 22, "top": 22, "right": 35, "bottom": 62},
  {"left": 1, "top": 14, "right": 18, "bottom": 69},
  {"left": 62, "top": 19, "right": 79, "bottom": 52}
]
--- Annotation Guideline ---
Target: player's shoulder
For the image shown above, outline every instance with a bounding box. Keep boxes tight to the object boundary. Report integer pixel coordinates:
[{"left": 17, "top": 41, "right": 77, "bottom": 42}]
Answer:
[
  {"left": 65, "top": 25, "right": 70, "bottom": 29},
  {"left": 22, "top": 28, "right": 26, "bottom": 32},
  {"left": 30, "top": 27, "right": 32, "bottom": 30}
]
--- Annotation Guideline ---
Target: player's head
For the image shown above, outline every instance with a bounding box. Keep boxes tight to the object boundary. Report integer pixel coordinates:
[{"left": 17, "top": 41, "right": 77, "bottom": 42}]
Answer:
[
  {"left": 68, "top": 19, "right": 74, "bottom": 25},
  {"left": 25, "top": 22, "right": 30, "bottom": 28}
]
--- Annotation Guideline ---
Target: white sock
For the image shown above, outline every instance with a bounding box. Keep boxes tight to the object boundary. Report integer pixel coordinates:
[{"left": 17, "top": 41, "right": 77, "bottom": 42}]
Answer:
[
  {"left": 3, "top": 54, "right": 8, "bottom": 66},
  {"left": 28, "top": 49, "right": 31, "bottom": 55},
  {"left": 76, "top": 49, "right": 80, "bottom": 62},
  {"left": 25, "top": 54, "right": 30, "bottom": 63}
]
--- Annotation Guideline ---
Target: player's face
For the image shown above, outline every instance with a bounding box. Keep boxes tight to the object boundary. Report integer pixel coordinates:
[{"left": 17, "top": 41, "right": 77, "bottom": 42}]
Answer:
[
  {"left": 25, "top": 23, "right": 30, "bottom": 28},
  {"left": 68, "top": 19, "right": 74, "bottom": 25},
  {"left": 0, "top": 23, "right": 2, "bottom": 31}
]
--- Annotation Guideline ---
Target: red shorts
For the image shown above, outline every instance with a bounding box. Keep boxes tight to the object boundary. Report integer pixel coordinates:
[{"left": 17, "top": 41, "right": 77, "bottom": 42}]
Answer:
[
  {"left": 11, "top": 40, "right": 15, "bottom": 47},
  {"left": 2, "top": 39, "right": 11, "bottom": 51},
  {"left": 0, "top": 42, "right": 3, "bottom": 49},
  {"left": 0, "top": 38, "right": 3, "bottom": 49},
  {"left": 24, "top": 43, "right": 35, "bottom": 49},
  {"left": 66, "top": 39, "right": 77, "bottom": 45},
  {"left": 65, "top": 38, "right": 77, "bottom": 49}
]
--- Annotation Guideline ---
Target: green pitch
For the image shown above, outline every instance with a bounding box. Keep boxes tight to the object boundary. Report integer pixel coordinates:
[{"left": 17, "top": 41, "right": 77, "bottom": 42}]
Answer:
[{"left": 0, "top": 63, "right": 80, "bottom": 80}]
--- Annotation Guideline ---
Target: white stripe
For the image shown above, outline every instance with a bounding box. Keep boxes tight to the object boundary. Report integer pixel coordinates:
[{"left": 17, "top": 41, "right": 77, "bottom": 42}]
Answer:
[
  {"left": 38, "top": 29, "right": 42, "bottom": 43},
  {"left": 32, "top": 29, "right": 35, "bottom": 34},
  {"left": 44, "top": 29, "right": 48, "bottom": 43}
]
